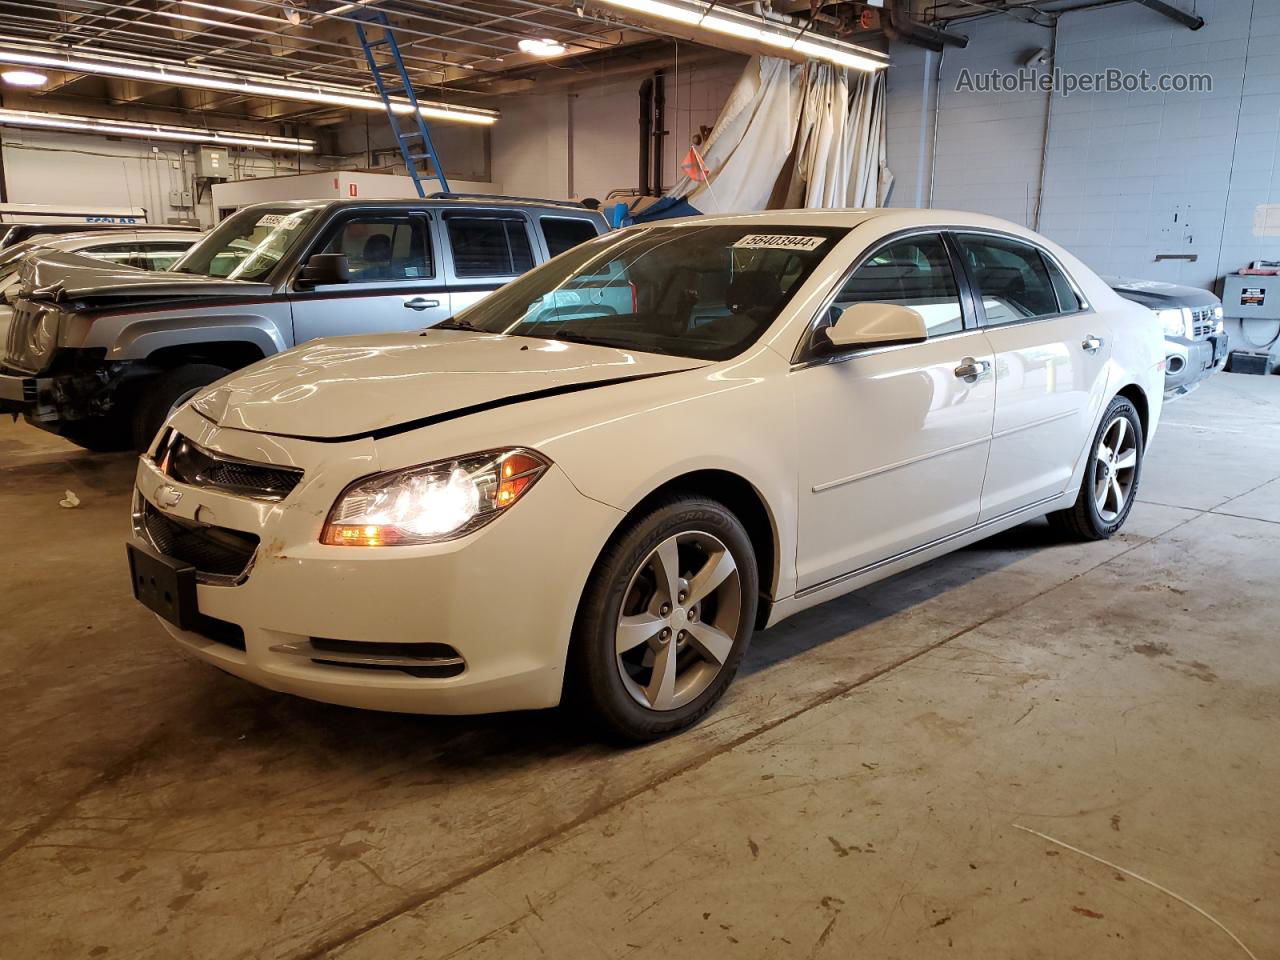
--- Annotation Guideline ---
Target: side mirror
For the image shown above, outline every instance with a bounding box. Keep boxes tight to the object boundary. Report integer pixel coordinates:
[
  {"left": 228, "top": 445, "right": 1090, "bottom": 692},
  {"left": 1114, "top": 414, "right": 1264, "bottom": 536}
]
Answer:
[
  {"left": 822, "top": 301, "right": 928, "bottom": 351},
  {"left": 299, "top": 253, "right": 350, "bottom": 286}
]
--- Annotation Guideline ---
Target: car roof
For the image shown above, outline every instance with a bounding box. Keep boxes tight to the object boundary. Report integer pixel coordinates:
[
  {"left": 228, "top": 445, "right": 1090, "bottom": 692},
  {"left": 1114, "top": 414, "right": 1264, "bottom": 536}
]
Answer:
[
  {"left": 632, "top": 208, "right": 1041, "bottom": 235},
  {"left": 235, "top": 196, "right": 600, "bottom": 216}
]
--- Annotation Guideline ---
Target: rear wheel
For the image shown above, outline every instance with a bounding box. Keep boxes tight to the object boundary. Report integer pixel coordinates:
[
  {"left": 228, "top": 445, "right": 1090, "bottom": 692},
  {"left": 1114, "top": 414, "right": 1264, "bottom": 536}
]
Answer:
[
  {"left": 1048, "top": 395, "right": 1144, "bottom": 540},
  {"left": 130, "top": 363, "right": 230, "bottom": 452},
  {"left": 571, "top": 496, "right": 758, "bottom": 743}
]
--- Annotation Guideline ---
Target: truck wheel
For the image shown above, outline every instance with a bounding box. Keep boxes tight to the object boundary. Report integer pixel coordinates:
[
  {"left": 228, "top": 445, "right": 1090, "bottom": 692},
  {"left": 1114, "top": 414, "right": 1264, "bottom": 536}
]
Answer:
[
  {"left": 570, "top": 495, "right": 758, "bottom": 743},
  {"left": 1048, "top": 396, "right": 1144, "bottom": 541},
  {"left": 131, "top": 363, "right": 230, "bottom": 452}
]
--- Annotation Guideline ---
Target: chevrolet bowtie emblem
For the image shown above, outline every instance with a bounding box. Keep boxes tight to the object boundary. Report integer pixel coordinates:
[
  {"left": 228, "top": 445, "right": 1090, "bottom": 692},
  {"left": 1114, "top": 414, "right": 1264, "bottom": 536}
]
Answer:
[{"left": 155, "top": 483, "right": 183, "bottom": 509}]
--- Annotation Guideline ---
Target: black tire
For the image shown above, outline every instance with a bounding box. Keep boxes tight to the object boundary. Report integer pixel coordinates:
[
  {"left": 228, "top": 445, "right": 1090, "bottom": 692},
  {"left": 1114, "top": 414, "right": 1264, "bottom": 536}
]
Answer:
[
  {"left": 569, "top": 495, "right": 759, "bottom": 743},
  {"left": 130, "top": 363, "right": 230, "bottom": 452},
  {"left": 1047, "top": 395, "right": 1144, "bottom": 541}
]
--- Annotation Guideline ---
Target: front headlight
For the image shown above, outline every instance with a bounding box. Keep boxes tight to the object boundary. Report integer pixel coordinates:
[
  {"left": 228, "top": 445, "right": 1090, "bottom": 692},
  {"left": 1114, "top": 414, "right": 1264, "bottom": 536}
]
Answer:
[
  {"left": 1155, "top": 307, "right": 1188, "bottom": 337},
  {"left": 321, "top": 448, "right": 550, "bottom": 547},
  {"left": 1213, "top": 304, "right": 1225, "bottom": 333}
]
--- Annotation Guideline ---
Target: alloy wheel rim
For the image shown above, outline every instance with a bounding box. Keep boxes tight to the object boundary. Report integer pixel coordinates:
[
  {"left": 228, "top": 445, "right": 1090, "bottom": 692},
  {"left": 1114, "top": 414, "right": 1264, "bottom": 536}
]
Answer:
[
  {"left": 1093, "top": 415, "right": 1138, "bottom": 523},
  {"left": 615, "top": 530, "right": 742, "bottom": 712}
]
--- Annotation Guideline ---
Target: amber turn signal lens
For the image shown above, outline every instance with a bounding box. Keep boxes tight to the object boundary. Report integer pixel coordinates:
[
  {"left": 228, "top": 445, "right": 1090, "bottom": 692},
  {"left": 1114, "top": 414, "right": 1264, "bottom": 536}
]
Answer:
[
  {"left": 497, "top": 452, "right": 542, "bottom": 508},
  {"left": 322, "top": 524, "right": 404, "bottom": 547}
]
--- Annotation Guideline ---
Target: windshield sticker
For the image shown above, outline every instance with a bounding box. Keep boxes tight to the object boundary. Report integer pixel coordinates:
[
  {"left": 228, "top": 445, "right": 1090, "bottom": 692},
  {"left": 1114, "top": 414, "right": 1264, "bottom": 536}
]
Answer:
[
  {"left": 733, "top": 234, "right": 827, "bottom": 252},
  {"left": 256, "top": 214, "right": 304, "bottom": 229}
]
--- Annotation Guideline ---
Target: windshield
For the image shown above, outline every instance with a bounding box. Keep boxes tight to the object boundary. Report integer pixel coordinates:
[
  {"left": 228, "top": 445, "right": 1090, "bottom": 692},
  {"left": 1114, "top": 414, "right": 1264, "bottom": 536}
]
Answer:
[
  {"left": 170, "top": 206, "right": 319, "bottom": 281},
  {"left": 446, "top": 224, "right": 848, "bottom": 361}
]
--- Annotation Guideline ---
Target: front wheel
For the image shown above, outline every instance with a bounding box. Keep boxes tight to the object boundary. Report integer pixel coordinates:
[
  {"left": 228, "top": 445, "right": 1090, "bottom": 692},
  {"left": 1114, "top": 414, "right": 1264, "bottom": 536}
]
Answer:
[
  {"left": 1048, "top": 395, "right": 1144, "bottom": 540},
  {"left": 571, "top": 496, "right": 759, "bottom": 743},
  {"left": 130, "top": 363, "right": 230, "bottom": 452}
]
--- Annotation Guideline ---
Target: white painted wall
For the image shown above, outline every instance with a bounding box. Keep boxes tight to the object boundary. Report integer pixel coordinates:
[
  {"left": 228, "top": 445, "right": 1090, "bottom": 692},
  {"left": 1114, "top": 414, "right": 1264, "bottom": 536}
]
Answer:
[
  {"left": 885, "top": 0, "right": 1280, "bottom": 292},
  {"left": 490, "top": 57, "right": 745, "bottom": 203},
  {"left": 1, "top": 127, "right": 322, "bottom": 227}
]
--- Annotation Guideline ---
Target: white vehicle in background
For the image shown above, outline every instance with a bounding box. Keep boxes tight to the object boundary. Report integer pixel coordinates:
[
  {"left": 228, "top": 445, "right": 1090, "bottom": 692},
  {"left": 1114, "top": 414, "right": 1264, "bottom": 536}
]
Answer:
[{"left": 127, "top": 210, "right": 1165, "bottom": 742}]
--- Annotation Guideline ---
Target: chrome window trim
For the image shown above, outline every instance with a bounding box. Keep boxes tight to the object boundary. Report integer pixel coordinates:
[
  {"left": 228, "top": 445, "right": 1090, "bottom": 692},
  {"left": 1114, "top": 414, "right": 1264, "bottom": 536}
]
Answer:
[
  {"left": 790, "top": 325, "right": 986, "bottom": 373},
  {"left": 790, "top": 226, "right": 975, "bottom": 365},
  {"left": 949, "top": 228, "right": 1092, "bottom": 328}
]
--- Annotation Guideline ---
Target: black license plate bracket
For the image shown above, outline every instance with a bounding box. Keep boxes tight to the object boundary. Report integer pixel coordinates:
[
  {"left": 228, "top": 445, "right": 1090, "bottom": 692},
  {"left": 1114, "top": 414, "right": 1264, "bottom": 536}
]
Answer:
[{"left": 127, "top": 542, "right": 198, "bottom": 630}]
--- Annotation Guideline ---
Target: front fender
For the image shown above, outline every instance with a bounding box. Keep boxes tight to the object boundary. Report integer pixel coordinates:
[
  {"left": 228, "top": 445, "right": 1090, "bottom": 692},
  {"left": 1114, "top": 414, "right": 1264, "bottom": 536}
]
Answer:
[{"left": 66, "top": 303, "right": 293, "bottom": 361}]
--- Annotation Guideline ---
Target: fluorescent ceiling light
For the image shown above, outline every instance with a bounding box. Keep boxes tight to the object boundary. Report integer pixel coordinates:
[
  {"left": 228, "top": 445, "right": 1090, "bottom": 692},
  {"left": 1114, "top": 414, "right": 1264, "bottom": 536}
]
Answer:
[
  {"left": 518, "top": 37, "right": 567, "bottom": 57},
  {"left": 0, "top": 46, "right": 499, "bottom": 126},
  {"left": 595, "top": 0, "right": 888, "bottom": 72},
  {"left": 2, "top": 69, "right": 46, "bottom": 87},
  {"left": 604, "top": 0, "right": 702, "bottom": 25},
  {"left": 0, "top": 108, "right": 316, "bottom": 152}
]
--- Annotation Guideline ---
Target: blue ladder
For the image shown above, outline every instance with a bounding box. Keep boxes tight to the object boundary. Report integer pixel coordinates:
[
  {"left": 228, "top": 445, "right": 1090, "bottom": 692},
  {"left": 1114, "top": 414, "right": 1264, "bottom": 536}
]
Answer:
[{"left": 348, "top": 10, "right": 449, "bottom": 196}]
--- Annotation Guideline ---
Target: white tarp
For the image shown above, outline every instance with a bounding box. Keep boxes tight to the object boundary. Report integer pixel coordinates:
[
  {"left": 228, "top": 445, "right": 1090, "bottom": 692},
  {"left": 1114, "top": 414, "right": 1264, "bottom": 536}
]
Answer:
[{"left": 659, "top": 56, "right": 891, "bottom": 215}]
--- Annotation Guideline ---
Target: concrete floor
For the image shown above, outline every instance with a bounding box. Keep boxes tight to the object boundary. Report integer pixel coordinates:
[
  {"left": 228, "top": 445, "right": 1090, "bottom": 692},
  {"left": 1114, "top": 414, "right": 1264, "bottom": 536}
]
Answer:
[{"left": 1, "top": 373, "right": 1277, "bottom": 960}]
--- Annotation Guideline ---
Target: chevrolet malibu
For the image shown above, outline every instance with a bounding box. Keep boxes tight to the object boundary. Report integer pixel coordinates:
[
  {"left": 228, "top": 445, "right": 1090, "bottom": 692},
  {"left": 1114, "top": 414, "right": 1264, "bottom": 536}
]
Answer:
[{"left": 128, "top": 210, "right": 1164, "bottom": 741}]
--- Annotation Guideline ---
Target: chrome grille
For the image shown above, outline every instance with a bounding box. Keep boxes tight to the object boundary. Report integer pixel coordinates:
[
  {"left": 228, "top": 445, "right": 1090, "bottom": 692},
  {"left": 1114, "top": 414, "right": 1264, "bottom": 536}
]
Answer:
[
  {"left": 1190, "top": 306, "right": 1216, "bottom": 339},
  {"left": 138, "top": 501, "right": 259, "bottom": 584},
  {"left": 3, "top": 300, "right": 43, "bottom": 371},
  {"left": 157, "top": 431, "right": 303, "bottom": 501}
]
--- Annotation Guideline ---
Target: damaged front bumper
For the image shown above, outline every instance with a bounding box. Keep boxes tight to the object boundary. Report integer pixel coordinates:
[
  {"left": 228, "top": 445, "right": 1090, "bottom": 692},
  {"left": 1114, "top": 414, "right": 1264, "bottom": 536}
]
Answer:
[{"left": 0, "top": 355, "right": 124, "bottom": 428}]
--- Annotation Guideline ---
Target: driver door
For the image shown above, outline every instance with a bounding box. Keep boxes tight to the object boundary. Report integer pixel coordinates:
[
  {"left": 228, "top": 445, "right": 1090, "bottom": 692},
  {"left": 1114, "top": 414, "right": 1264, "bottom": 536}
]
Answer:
[
  {"left": 793, "top": 233, "right": 996, "bottom": 591},
  {"left": 290, "top": 212, "right": 448, "bottom": 344}
]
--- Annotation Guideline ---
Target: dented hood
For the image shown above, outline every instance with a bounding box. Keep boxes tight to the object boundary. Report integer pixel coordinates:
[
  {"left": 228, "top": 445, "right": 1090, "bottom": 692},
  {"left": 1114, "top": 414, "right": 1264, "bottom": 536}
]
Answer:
[
  {"left": 17, "top": 250, "right": 271, "bottom": 308},
  {"left": 192, "top": 330, "right": 705, "bottom": 440}
]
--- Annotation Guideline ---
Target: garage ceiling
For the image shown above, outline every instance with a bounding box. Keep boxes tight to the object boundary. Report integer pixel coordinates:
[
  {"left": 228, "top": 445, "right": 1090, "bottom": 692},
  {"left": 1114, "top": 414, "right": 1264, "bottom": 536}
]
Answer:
[{"left": 0, "top": 1, "right": 1104, "bottom": 127}]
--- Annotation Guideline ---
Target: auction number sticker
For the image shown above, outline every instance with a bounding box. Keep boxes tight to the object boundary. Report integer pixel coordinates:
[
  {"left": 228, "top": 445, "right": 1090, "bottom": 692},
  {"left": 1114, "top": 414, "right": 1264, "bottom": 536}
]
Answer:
[
  {"left": 256, "top": 213, "right": 303, "bottom": 229},
  {"left": 733, "top": 234, "right": 827, "bottom": 251}
]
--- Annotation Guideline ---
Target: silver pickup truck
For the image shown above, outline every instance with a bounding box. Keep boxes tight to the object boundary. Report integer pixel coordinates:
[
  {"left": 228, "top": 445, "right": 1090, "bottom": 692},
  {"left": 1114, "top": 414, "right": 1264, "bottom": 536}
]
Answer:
[{"left": 0, "top": 196, "right": 608, "bottom": 450}]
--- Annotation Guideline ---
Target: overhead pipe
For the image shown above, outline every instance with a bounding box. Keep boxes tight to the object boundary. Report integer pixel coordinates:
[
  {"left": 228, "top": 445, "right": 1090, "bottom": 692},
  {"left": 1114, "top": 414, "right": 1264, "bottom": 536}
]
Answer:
[
  {"left": 885, "top": 0, "right": 968, "bottom": 52},
  {"left": 1133, "top": 0, "right": 1205, "bottom": 30}
]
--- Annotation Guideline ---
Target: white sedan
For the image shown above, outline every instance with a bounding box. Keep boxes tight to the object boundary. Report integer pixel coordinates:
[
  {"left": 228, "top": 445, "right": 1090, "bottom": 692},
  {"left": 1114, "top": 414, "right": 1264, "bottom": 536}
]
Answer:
[{"left": 128, "top": 210, "right": 1164, "bottom": 741}]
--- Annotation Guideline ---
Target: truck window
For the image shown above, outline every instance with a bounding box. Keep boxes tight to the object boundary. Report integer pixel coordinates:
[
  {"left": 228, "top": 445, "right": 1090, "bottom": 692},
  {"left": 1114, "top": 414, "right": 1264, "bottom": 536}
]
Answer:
[
  {"left": 445, "top": 216, "right": 534, "bottom": 277},
  {"left": 318, "top": 216, "right": 433, "bottom": 282},
  {"left": 540, "top": 218, "right": 599, "bottom": 258},
  {"left": 172, "top": 207, "right": 319, "bottom": 281}
]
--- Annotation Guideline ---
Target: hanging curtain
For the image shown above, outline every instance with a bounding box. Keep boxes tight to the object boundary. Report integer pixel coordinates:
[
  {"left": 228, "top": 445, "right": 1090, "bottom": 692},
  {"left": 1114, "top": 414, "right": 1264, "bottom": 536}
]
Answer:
[{"left": 634, "top": 56, "right": 891, "bottom": 222}]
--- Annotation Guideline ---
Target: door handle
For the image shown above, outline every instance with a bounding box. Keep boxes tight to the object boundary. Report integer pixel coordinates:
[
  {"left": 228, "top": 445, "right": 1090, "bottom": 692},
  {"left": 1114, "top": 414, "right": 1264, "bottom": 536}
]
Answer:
[
  {"left": 404, "top": 297, "right": 440, "bottom": 311},
  {"left": 954, "top": 357, "right": 990, "bottom": 383},
  {"left": 1081, "top": 335, "right": 1104, "bottom": 354}
]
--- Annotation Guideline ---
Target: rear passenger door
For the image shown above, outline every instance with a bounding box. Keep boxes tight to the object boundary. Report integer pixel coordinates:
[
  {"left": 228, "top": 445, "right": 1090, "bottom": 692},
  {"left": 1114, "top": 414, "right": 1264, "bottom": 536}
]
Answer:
[
  {"left": 952, "top": 232, "right": 1112, "bottom": 520},
  {"left": 290, "top": 211, "right": 448, "bottom": 343},
  {"left": 441, "top": 211, "right": 536, "bottom": 316}
]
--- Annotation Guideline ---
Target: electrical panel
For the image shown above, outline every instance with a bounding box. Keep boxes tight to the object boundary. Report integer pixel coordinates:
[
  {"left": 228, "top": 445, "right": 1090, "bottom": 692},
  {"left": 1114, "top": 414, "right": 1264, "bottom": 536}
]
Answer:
[
  {"left": 1221, "top": 274, "right": 1280, "bottom": 322},
  {"left": 168, "top": 189, "right": 194, "bottom": 208},
  {"left": 196, "top": 146, "right": 229, "bottom": 179}
]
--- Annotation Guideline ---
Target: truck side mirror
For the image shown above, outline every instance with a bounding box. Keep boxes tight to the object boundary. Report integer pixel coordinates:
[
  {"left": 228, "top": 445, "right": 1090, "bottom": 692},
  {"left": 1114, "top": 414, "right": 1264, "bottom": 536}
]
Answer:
[{"left": 299, "top": 253, "right": 350, "bottom": 286}]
